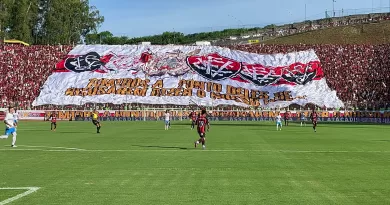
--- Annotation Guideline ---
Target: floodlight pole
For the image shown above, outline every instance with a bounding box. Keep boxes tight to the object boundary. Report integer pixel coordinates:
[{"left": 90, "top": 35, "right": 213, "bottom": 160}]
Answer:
[
  {"left": 305, "top": 4, "right": 307, "bottom": 21},
  {"left": 332, "top": 0, "right": 336, "bottom": 17}
]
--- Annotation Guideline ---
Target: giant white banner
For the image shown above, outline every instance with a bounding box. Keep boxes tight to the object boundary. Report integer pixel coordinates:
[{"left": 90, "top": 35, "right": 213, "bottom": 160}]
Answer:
[{"left": 32, "top": 45, "right": 344, "bottom": 108}]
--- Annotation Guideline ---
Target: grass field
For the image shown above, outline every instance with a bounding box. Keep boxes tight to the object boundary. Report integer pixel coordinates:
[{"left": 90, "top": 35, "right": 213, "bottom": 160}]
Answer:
[{"left": 0, "top": 121, "right": 389, "bottom": 205}]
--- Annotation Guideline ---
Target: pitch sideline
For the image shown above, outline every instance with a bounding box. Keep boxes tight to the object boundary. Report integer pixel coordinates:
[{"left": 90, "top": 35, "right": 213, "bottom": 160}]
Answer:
[
  {"left": 3, "top": 145, "right": 85, "bottom": 151},
  {"left": 0, "top": 145, "right": 389, "bottom": 153}
]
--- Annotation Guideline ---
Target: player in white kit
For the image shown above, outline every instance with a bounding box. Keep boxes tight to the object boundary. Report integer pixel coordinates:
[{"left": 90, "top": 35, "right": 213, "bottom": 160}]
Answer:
[
  {"left": 276, "top": 114, "right": 282, "bottom": 131},
  {"left": 164, "top": 110, "right": 170, "bottom": 130},
  {"left": 13, "top": 109, "right": 19, "bottom": 129},
  {"left": 0, "top": 107, "right": 17, "bottom": 147},
  {"left": 300, "top": 112, "right": 306, "bottom": 127}
]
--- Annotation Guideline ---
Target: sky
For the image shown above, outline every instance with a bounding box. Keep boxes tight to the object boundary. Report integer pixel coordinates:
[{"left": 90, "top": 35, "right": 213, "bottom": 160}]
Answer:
[{"left": 89, "top": 0, "right": 390, "bottom": 37}]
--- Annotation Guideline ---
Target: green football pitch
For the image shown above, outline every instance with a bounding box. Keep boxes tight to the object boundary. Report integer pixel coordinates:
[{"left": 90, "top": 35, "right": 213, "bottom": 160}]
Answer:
[{"left": 0, "top": 121, "right": 389, "bottom": 205}]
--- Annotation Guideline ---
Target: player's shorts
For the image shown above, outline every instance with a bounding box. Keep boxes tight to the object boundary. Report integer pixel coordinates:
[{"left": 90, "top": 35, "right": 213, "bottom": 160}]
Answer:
[
  {"left": 301, "top": 118, "right": 306, "bottom": 121},
  {"left": 51, "top": 122, "right": 57, "bottom": 125},
  {"left": 198, "top": 131, "right": 206, "bottom": 138},
  {"left": 276, "top": 121, "right": 282, "bottom": 126},
  {"left": 92, "top": 120, "right": 99, "bottom": 125},
  {"left": 165, "top": 120, "right": 170, "bottom": 125},
  {"left": 312, "top": 120, "right": 317, "bottom": 124},
  {"left": 5, "top": 127, "right": 16, "bottom": 135}
]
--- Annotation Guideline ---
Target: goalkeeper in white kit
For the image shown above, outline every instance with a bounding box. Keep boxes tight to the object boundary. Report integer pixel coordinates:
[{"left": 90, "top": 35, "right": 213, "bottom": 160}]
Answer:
[{"left": 0, "top": 106, "right": 17, "bottom": 147}]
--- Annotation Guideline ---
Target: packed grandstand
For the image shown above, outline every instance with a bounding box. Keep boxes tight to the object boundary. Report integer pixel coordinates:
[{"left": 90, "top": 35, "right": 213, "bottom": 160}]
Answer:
[
  {"left": 0, "top": 43, "right": 388, "bottom": 111},
  {"left": 0, "top": 11, "right": 389, "bottom": 113}
]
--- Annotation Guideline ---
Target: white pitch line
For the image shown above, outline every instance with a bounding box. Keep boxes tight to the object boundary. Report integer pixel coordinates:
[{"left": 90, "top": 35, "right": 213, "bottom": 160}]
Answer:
[
  {"left": 0, "top": 149, "right": 389, "bottom": 153},
  {"left": 0, "top": 187, "right": 40, "bottom": 205},
  {"left": 0, "top": 149, "right": 43, "bottom": 151},
  {"left": 12, "top": 145, "right": 86, "bottom": 151}
]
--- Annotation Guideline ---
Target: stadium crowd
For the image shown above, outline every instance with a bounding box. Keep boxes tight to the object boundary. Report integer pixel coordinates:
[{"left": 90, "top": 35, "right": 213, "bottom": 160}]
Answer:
[
  {"left": 0, "top": 44, "right": 73, "bottom": 109},
  {"left": 215, "top": 13, "right": 390, "bottom": 45},
  {"left": 0, "top": 43, "right": 389, "bottom": 111},
  {"left": 271, "top": 13, "right": 390, "bottom": 38},
  {"left": 230, "top": 44, "right": 390, "bottom": 110}
]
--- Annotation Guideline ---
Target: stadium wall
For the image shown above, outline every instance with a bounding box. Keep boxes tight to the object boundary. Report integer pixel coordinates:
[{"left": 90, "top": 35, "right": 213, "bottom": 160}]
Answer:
[{"left": 12, "top": 110, "right": 390, "bottom": 124}]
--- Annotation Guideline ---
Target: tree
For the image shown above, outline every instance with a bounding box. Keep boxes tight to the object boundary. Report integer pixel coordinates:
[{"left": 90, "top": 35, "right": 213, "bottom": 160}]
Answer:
[
  {"left": 85, "top": 33, "right": 99, "bottom": 44},
  {"left": 264, "top": 24, "right": 276, "bottom": 29},
  {"left": 0, "top": 0, "right": 104, "bottom": 45},
  {"left": 86, "top": 31, "right": 113, "bottom": 44},
  {"left": 38, "top": 0, "right": 104, "bottom": 45},
  {"left": 0, "top": 0, "right": 13, "bottom": 39},
  {"left": 7, "top": 0, "right": 39, "bottom": 43},
  {"left": 98, "top": 27, "right": 265, "bottom": 45}
]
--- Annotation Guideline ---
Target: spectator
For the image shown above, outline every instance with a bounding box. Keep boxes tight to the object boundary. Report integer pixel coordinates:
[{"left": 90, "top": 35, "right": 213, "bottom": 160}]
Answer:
[{"left": 0, "top": 42, "right": 389, "bottom": 111}]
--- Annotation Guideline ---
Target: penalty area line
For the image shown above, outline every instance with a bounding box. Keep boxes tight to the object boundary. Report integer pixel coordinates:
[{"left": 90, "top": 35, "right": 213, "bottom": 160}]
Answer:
[{"left": 0, "top": 187, "right": 40, "bottom": 205}]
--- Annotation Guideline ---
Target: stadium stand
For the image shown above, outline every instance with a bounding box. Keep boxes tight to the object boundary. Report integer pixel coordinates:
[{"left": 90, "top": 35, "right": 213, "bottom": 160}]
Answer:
[
  {"left": 0, "top": 43, "right": 388, "bottom": 111},
  {"left": 0, "top": 44, "right": 73, "bottom": 109},
  {"left": 214, "top": 13, "right": 390, "bottom": 46},
  {"left": 230, "top": 44, "right": 390, "bottom": 110}
]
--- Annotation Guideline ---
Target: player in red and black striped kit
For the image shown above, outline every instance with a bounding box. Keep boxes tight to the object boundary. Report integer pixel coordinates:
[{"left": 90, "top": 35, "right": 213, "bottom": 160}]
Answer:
[
  {"left": 49, "top": 112, "right": 57, "bottom": 131},
  {"left": 310, "top": 110, "right": 318, "bottom": 132},
  {"left": 284, "top": 111, "right": 290, "bottom": 126},
  {"left": 194, "top": 110, "right": 210, "bottom": 150},
  {"left": 189, "top": 110, "right": 197, "bottom": 130}
]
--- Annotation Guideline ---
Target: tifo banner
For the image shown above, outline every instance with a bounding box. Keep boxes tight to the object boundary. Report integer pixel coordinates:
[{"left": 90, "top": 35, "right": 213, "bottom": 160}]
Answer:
[
  {"left": 33, "top": 45, "right": 344, "bottom": 108},
  {"left": 13, "top": 110, "right": 390, "bottom": 124}
]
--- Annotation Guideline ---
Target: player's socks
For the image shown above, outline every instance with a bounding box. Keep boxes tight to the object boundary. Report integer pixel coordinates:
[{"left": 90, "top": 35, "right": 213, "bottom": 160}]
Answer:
[
  {"left": 97, "top": 126, "right": 101, "bottom": 133},
  {"left": 12, "top": 133, "right": 17, "bottom": 145}
]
